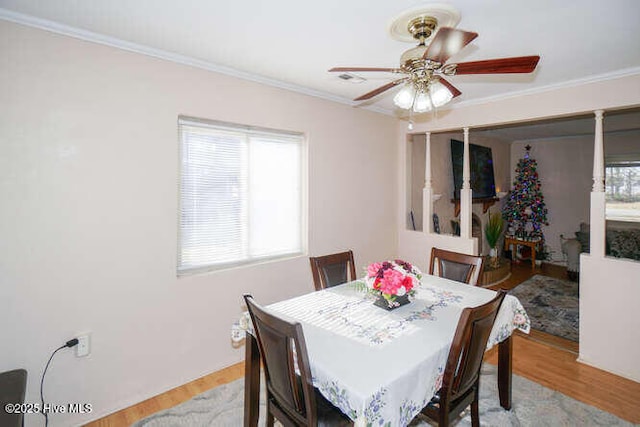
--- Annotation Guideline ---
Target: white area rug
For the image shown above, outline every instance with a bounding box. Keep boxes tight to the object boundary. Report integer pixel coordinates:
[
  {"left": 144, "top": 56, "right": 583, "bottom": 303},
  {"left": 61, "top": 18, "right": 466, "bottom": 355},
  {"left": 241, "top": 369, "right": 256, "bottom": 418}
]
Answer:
[{"left": 132, "top": 364, "right": 633, "bottom": 426}]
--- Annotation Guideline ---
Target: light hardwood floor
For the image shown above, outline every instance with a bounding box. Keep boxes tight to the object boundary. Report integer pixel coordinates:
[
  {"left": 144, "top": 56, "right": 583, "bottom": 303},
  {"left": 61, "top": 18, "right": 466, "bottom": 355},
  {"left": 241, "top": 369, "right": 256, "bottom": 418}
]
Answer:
[{"left": 87, "top": 262, "right": 640, "bottom": 426}]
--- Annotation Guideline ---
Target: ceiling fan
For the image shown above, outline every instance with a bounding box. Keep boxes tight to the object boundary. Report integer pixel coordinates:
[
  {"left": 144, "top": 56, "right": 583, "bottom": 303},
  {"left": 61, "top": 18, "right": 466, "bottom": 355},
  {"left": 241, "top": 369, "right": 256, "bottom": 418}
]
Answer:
[{"left": 329, "top": 7, "right": 540, "bottom": 113}]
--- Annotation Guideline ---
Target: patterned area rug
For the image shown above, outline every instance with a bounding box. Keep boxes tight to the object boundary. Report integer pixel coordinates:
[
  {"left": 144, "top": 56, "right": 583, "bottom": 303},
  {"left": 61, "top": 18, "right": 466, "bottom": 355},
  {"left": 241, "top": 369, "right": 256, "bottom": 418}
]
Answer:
[
  {"left": 508, "top": 274, "right": 579, "bottom": 342},
  {"left": 132, "top": 365, "right": 633, "bottom": 426}
]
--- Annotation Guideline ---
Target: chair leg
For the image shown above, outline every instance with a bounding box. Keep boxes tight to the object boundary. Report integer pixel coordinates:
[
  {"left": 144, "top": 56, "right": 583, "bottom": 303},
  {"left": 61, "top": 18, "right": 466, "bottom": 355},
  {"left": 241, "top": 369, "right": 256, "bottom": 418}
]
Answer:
[
  {"left": 439, "top": 404, "right": 449, "bottom": 426},
  {"left": 471, "top": 388, "right": 480, "bottom": 427},
  {"left": 266, "top": 405, "right": 275, "bottom": 427}
]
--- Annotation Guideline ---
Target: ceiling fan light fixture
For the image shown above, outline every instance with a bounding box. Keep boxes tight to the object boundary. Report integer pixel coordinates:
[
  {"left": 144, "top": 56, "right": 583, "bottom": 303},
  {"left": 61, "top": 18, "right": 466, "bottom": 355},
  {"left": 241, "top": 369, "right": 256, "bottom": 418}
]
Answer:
[
  {"left": 332, "top": 4, "right": 540, "bottom": 114},
  {"left": 413, "top": 91, "right": 433, "bottom": 113},
  {"left": 393, "top": 84, "right": 416, "bottom": 109},
  {"left": 429, "top": 80, "right": 454, "bottom": 107}
]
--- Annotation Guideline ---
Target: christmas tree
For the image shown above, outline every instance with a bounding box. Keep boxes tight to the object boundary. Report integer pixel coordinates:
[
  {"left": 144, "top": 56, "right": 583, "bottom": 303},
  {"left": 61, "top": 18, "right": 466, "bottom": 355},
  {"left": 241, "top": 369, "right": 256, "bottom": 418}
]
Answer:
[{"left": 502, "top": 145, "right": 549, "bottom": 242}]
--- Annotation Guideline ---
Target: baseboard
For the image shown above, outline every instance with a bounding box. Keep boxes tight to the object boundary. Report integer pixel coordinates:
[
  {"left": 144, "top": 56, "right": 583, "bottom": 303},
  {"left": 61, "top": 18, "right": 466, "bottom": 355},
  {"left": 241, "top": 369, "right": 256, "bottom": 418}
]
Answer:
[{"left": 576, "top": 357, "right": 640, "bottom": 384}]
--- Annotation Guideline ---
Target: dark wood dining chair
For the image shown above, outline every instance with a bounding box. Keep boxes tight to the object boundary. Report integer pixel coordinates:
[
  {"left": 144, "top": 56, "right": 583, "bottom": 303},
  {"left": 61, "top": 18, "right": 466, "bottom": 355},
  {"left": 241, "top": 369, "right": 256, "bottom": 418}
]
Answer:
[
  {"left": 420, "top": 290, "right": 507, "bottom": 427},
  {"left": 243, "top": 295, "right": 353, "bottom": 427},
  {"left": 429, "top": 247, "right": 485, "bottom": 286},
  {"left": 309, "top": 250, "right": 357, "bottom": 291}
]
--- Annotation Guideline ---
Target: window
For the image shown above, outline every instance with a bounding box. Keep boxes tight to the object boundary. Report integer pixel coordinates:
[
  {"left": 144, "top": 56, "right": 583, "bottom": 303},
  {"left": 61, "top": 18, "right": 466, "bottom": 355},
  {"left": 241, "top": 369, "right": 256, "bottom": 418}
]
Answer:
[
  {"left": 178, "top": 117, "right": 305, "bottom": 274},
  {"left": 605, "top": 158, "right": 640, "bottom": 222}
]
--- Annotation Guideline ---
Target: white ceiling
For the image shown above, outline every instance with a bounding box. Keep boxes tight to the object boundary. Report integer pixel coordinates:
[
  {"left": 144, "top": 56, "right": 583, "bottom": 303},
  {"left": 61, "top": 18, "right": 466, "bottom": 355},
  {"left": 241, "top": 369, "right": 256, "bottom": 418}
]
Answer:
[
  {"left": 1, "top": 0, "right": 639, "bottom": 118},
  {"left": 1, "top": 0, "right": 640, "bottom": 140}
]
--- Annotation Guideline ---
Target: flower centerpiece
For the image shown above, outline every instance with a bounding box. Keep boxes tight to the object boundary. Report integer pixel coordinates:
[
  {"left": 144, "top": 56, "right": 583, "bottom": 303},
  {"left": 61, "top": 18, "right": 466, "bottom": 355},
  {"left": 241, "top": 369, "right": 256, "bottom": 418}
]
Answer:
[{"left": 365, "top": 260, "right": 422, "bottom": 310}]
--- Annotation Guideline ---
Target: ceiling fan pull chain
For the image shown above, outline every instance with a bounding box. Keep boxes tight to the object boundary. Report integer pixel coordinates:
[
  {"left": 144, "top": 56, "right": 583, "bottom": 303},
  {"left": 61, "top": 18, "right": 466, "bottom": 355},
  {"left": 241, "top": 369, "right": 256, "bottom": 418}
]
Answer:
[
  {"left": 429, "top": 90, "right": 439, "bottom": 121},
  {"left": 408, "top": 103, "right": 415, "bottom": 130}
]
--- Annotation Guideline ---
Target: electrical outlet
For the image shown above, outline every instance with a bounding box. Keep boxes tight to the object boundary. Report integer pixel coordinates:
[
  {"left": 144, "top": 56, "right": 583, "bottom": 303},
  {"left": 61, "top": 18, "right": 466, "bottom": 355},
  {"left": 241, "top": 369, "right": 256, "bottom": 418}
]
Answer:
[{"left": 76, "top": 333, "right": 90, "bottom": 357}]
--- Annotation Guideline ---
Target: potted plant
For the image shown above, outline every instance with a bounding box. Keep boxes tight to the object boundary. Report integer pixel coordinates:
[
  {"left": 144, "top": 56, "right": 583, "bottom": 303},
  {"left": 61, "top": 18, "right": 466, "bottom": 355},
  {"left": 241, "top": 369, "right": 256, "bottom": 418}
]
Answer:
[{"left": 485, "top": 211, "right": 504, "bottom": 268}]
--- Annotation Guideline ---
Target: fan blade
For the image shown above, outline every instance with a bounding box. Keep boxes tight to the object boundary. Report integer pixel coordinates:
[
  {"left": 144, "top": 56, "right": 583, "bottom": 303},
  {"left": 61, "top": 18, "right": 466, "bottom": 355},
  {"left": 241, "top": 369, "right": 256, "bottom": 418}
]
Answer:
[
  {"left": 354, "top": 79, "right": 407, "bottom": 101},
  {"left": 329, "top": 67, "right": 402, "bottom": 73},
  {"left": 423, "top": 27, "right": 478, "bottom": 63},
  {"left": 438, "top": 77, "right": 462, "bottom": 98},
  {"left": 453, "top": 56, "right": 540, "bottom": 74}
]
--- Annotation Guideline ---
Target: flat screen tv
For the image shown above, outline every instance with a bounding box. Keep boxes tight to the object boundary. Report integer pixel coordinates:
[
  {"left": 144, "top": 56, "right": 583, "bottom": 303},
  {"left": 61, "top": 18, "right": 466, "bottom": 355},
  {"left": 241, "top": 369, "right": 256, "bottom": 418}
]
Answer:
[{"left": 451, "top": 139, "right": 496, "bottom": 200}]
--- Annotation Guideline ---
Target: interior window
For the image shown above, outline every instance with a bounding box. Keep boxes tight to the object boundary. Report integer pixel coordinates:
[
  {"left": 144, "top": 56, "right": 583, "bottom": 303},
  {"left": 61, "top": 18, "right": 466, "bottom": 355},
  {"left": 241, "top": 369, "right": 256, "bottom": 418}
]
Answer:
[{"left": 605, "top": 160, "right": 640, "bottom": 222}]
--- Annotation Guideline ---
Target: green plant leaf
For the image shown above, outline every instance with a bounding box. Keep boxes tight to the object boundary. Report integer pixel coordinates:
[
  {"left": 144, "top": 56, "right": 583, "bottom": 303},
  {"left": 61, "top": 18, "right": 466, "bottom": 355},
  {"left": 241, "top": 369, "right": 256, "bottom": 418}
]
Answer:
[{"left": 485, "top": 211, "right": 504, "bottom": 248}]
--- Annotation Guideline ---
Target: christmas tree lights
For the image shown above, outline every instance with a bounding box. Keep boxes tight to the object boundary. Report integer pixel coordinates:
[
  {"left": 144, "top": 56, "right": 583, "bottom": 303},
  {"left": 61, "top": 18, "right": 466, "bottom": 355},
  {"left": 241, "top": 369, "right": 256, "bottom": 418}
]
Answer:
[{"left": 502, "top": 145, "right": 549, "bottom": 242}]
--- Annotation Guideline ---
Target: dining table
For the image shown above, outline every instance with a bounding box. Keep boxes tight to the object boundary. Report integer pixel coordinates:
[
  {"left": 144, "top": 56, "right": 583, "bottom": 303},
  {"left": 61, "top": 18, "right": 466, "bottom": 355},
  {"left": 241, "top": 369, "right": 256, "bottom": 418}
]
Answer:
[{"left": 233, "top": 273, "right": 530, "bottom": 427}]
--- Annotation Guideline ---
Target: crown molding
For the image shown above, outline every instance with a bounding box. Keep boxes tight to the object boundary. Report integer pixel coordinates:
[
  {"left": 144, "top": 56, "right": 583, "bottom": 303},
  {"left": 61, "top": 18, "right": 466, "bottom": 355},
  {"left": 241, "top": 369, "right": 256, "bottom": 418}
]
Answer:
[
  {"left": 450, "top": 66, "right": 640, "bottom": 110},
  {"left": 2, "top": 7, "right": 637, "bottom": 119},
  {"left": 0, "top": 8, "right": 393, "bottom": 116}
]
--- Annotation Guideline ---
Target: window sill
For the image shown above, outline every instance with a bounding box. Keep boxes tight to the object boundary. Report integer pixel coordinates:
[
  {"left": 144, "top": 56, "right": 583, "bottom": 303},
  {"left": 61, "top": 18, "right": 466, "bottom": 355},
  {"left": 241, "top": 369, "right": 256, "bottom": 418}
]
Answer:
[{"left": 177, "top": 251, "right": 305, "bottom": 277}]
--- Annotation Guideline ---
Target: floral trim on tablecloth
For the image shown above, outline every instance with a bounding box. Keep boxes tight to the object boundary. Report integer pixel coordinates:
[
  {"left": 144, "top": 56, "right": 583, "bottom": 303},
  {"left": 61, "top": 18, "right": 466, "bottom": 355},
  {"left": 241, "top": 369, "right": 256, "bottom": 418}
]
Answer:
[
  {"left": 420, "top": 286, "right": 465, "bottom": 307},
  {"left": 317, "top": 296, "right": 372, "bottom": 315},
  {"left": 488, "top": 296, "right": 531, "bottom": 348},
  {"left": 315, "top": 296, "right": 411, "bottom": 345},
  {"left": 403, "top": 305, "right": 437, "bottom": 322},
  {"left": 232, "top": 287, "right": 468, "bottom": 347},
  {"left": 397, "top": 365, "right": 444, "bottom": 426},
  {"left": 318, "top": 380, "right": 357, "bottom": 420},
  {"left": 430, "top": 366, "right": 444, "bottom": 398},
  {"left": 261, "top": 288, "right": 469, "bottom": 347},
  {"left": 403, "top": 287, "right": 464, "bottom": 322},
  {"left": 337, "top": 288, "right": 465, "bottom": 346},
  {"left": 363, "top": 388, "right": 387, "bottom": 425},
  {"left": 399, "top": 399, "right": 421, "bottom": 426}
]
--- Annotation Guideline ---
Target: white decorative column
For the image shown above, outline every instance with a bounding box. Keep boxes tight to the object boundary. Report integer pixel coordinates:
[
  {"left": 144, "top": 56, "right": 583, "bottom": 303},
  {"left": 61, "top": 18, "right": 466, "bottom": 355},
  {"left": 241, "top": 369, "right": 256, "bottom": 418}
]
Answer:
[
  {"left": 460, "top": 127, "right": 473, "bottom": 240},
  {"left": 422, "top": 132, "right": 434, "bottom": 233},
  {"left": 590, "top": 110, "right": 606, "bottom": 258}
]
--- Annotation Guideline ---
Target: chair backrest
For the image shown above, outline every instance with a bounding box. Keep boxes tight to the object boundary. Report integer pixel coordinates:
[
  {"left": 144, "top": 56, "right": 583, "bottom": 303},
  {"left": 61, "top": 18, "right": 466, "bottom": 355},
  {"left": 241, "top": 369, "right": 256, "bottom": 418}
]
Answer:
[
  {"left": 244, "top": 294, "right": 318, "bottom": 425},
  {"left": 443, "top": 290, "right": 507, "bottom": 401},
  {"left": 429, "top": 247, "right": 485, "bottom": 286},
  {"left": 309, "top": 250, "right": 357, "bottom": 291}
]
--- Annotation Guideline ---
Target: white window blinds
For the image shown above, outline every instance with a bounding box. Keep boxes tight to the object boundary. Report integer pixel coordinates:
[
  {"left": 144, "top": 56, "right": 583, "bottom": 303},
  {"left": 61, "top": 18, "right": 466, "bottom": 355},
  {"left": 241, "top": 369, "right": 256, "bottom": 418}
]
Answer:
[{"left": 178, "top": 117, "right": 304, "bottom": 273}]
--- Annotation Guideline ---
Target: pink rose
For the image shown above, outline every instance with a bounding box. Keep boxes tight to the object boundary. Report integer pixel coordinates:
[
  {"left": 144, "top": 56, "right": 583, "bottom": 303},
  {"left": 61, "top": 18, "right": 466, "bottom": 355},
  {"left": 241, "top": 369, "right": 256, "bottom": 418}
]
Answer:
[
  {"left": 379, "top": 269, "right": 404, "bottom": 295},
  {"left": 367, "top": 262, "right": 383, "bottom": 278},
  {"left": 383, "top": 268, "right": 403, "bottom": 286}
]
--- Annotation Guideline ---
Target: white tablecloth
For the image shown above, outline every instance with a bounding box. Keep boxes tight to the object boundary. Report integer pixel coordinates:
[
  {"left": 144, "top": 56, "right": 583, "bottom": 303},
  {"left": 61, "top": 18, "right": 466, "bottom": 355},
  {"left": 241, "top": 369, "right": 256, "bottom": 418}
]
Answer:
[{"left": 234, "top": 275, "right": 530, "bottom": 426}]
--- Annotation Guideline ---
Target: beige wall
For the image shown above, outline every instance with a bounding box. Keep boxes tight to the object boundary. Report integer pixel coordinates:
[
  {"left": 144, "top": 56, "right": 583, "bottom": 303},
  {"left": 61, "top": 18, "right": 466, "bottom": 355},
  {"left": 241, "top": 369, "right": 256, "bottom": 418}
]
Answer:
[
  {"left": 0, "top": 21, "right": 398, "bottom": 425},
  {"left": 399, "top": 72, "right": 640, "bottom": 382},
  {"left": 580, "top": 254, "right": 640, "bottom": 381}
]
